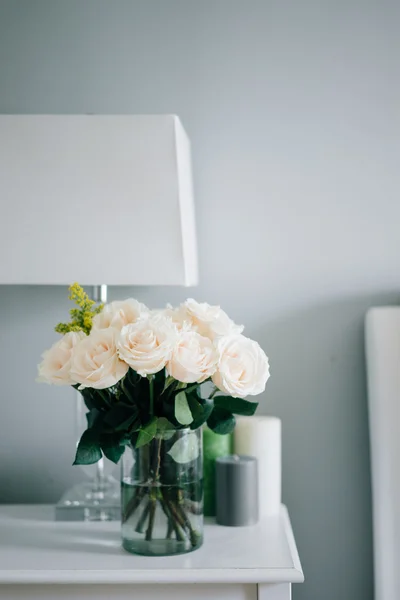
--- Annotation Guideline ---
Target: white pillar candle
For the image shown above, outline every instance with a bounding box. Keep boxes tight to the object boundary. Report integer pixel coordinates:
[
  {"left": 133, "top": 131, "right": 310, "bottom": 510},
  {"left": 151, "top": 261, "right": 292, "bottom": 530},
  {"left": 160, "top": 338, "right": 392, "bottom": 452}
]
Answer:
[{"left": 233, "top": 416, "right": 281, "bottom": 517}]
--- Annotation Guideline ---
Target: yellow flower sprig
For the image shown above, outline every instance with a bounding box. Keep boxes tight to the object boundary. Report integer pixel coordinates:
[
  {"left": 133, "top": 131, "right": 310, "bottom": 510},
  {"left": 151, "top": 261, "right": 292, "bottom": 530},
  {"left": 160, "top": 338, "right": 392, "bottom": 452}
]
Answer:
[{"left": 55, "top": 283, "right": 104, "bottom": 336}]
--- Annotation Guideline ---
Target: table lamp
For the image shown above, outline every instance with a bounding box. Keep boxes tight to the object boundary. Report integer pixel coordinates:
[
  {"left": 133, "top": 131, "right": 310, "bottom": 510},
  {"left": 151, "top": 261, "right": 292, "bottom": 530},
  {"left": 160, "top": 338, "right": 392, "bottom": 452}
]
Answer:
[{"left": 0, "top": 114, "right": 198, "bottom": 519}]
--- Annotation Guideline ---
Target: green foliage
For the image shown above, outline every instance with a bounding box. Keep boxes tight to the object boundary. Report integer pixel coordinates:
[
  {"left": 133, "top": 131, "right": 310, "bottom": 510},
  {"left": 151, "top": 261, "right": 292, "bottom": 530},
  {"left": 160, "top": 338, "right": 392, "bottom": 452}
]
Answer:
[
  {"left": 80, "top": 387, "right": 105, "bottom": 412},
  {"left": 101, "top": 444, "right": 126, "bottom": 464},
  {"left": 156, "top": 417, "right": 175, "bottom": 439},
  {"left": 167, "top": 433, "right": 200, "bottom": 464},
  {"left": 207, "top": 406, "right": 236, "bottom": 435},
  {"left": 174, "top": 391, "right": 193, "bottom": 425},
  {"left": 103, "top": 403, "right": 139, "bottom": 431},
  {"left": 73, "top": 428, "right": 102, "bottom": 465},
  {"left": 51, "top": 287, "right": 265, "bottom": 463},
  {"left": 100, "top": 433, "right": 126, "bottom": 464},
  {"left": 136, "top": 417, "right": 158, "bottom": 448},
  {"left": 162, "top": 376, "right": 175, "bottom": 393},
  {"left": 186, "top": 392, "right": 203, "bottom": 421},
  {"left": 157, "top": 417, "right": 174, "bottom": 431},
  {"left": 86, "top": 407, "right": 103, "bottom": 429},
  {"left": 189, "top": 398, "right": 214, "bottom": 430},
  {"left": 55, "top": 283, "right": 103, "bottom": 335},
  {"left": 73, "top": 367, "right": 259, "bottom": 464},
  {"left": 213, "top": 395, "right": 258, "bottom": 416}
]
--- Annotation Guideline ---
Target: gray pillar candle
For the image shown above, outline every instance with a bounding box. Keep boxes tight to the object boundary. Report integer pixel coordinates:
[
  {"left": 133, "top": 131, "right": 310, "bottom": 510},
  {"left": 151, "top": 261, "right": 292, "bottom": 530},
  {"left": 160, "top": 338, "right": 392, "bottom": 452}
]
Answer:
[{"left": 215, "top": 455, "right": 259, "bottom": 526}]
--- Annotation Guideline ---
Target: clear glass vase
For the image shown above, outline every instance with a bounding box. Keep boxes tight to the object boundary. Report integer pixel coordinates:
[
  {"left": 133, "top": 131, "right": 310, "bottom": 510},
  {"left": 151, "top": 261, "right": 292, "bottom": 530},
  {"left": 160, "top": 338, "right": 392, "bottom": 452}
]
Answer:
[{"left": 121, "top": 427, "right": 203, "bottom": 556}]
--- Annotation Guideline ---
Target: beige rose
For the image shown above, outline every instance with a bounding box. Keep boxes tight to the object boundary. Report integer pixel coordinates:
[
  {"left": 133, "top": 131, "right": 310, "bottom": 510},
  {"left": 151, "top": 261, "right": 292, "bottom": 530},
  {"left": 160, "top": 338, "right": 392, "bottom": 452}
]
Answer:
[
  {"left": 212, "top": 334, "right": 270, "bottom": 397},
  {"left": 70, "top": 328, "right": 128, "bottom": 389},
  {"left": 37, "top": 331, "right": 85, "bottom": 385},
  {"left": 117, "top": 316, "right": 176, "bottom": 376},
  {"left": 183, "top": 298, "right": 244, "bottom": 340},
  {"left": 92, "top": 298, "right": 149, "bottom": 331},
  {"left": 151, "top": 305, "right": 192, "bottom": 332},
  {"left": 167, "top": 331, "right": 218, "bottom": 383}
]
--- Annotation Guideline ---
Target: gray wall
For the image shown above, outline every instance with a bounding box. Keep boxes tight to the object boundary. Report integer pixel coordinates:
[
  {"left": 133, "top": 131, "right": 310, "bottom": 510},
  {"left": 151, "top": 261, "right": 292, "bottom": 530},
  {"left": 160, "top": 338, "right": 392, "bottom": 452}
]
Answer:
[{"left": 1, "top": 1, "right": 399, "bottom": 598}]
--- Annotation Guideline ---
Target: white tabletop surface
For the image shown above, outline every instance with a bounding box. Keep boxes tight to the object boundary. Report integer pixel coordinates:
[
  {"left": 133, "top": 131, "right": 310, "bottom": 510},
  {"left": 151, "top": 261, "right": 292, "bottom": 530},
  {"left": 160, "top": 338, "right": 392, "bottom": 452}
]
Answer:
[{"left": 0, "top": 505, "right": 303, "bottom": 585}]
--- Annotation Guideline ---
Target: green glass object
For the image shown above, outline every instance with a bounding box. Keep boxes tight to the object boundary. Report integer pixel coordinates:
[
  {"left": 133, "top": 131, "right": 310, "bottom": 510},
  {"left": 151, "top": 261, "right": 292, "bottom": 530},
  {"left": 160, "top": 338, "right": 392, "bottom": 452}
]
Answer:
[{"left": 202, "top": 426, "right": 232, "bottom": 517}]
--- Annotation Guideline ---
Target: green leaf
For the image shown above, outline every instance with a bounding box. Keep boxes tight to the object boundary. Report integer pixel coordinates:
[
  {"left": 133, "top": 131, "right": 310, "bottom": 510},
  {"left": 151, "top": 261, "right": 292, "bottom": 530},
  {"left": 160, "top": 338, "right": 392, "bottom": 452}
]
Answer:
[
  {"left": 186, "top": 392, "right": 213, "bottom": 430},
  {"left": 175, "top": 382, "right": 188, "bottom": 391},
  {"left": 85, "top": 408, "right": 103, "bottom": 429},
  {"left": 156, "top": 417, "right": 175, "bottom": 440},
  {"left": 174, "top": 391, "right": 193, "bottom": 425},
  {"left": 101, "top": 441, "right": 126, "bottom": 464},
  {"left": 80, "top": 389, "right": 105, "bottom": 412},
  {"left": 184, "top": 383, "right": 200, "bottom": 395},
  {"left": 135, "top": 417, "right": 158, "bottom": 448},
  {"left": 73, "top": 428, "right": 102, "bottom": 465},
  {"left": 127, "top": 368, "right": 141, "bottom": 385},
  {"left": 100, "top": 432, "right": 128, "bottom": 464},
  {"left": 97, "top": 389, "right": 112, "bottom": 407},
  {"left": 190, "top": 398, "right": 214, "bottom": 430},
  {"left": 120, "top": 380, "right": 135, "bottom": 404},
  {"left": 121, "top": 370, "right": 141, "bottom": 404},
  {"left": 214, "top": 395, "right": 258, "bottom": 416},
  {"left": 157, "top": 417, "right": 174, "bottom": 430},
  {"left": 186, "top": 392, "right": 203, "bottom": 420},
  {"left": 167, "top": 433, "right": 200, "bottom": 464},
  {"left": 162, "top": 376, "right": 175, "bottom": 393},
  {"left": 207, "top": 407, "right": 236, "bottom": 435},
  {"left": 129, "top": 431, "right": 139, "bottom": 448},
  {"left": 103, "top": 404, "right": 138, "bottom": 431}
]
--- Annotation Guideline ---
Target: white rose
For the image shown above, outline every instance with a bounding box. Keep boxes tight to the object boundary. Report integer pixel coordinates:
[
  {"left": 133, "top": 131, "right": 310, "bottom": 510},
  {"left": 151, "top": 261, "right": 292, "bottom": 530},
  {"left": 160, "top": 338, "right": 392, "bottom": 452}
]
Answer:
[
  {"left": 70, "top": 328, "right": 128, "bottom": 389},
  {"left": 183, "top": 298, "right": 244, "bottom": 340},
  {"left": 167, "top": 331, "right": 219, "bottom": 383},
  {"left": 37, "top": 331, "right": 86, "bottom": 385},
  {"left": 92, "top": 298, "right": 149, "bottom": 331},
  {"left": 117, "top": 316, "right": 176, "bottom": 376},
  {"left": 151, "top": 305, "right": 193, "bottom": 332},
  {"left": 212, "top": 334, "right": 270, "bottom": 397}
]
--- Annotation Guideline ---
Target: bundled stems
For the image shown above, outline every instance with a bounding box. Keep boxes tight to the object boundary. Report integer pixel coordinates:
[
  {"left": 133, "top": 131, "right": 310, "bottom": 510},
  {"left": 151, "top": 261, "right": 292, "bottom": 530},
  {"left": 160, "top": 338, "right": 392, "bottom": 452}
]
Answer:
[
  {"left": 159, "top": 493, "right": 186, "bottom": 542},
  {"left": 135, "top": 500, "right": 151, "bottom": 533},
  {"left": 143, "top": 437, "right": 162, "bottom": 542},
  {"left": 145, "top": 495, "right": 157, "bottom": 541},
  {"left": 176, "top": 488, "right": 200, "bottom": 547},
  {"left": 122, "top": 486, "right": 146, "bottom": 523},
  {"left": 123, "top": 436, "right": 201, "bottom": 548},
  {"left": 166, "top": 519, "right": 174, "bottom": 539}
]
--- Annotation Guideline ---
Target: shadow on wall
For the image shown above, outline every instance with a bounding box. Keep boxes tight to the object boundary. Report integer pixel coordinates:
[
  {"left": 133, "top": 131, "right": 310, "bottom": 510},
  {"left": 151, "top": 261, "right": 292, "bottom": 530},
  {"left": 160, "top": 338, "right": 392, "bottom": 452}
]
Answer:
[{"left": 255, "top": 291, "right": 400, "bottom": 600}]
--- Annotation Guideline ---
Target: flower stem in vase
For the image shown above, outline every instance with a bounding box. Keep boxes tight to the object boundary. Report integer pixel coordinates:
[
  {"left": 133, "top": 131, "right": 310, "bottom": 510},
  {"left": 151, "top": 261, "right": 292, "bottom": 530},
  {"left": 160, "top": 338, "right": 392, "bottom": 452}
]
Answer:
[
  {"left": 122, "top": 486, "right": 146, "bottom": 524},
  {"left": 145, "top": 493, "right": 157, "bottom": 541},
  {"left": 135, "top": 499, "right": 151, "bottom": 534},
  {"left": 159, "top": 495, "right": 186, "bottom": 541},
  {"left": 160, "top": 488, "right": 199, "bottom": 546},
  {"left": 175, "top": 489, "right": 201, "bottom": 547},
  {"left": 166, "top": 518, "right": 174, "bottom": 539}
]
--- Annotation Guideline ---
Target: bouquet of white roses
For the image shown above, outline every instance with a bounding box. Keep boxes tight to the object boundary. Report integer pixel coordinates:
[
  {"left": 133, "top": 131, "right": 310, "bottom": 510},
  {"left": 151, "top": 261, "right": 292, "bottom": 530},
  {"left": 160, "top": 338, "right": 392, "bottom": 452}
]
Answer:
[
  {"left": 38, "top": 284, "right": 270, "bottom": 466},
  {"left": 38, "top": 284, "right": 270, "bottom": 549}
]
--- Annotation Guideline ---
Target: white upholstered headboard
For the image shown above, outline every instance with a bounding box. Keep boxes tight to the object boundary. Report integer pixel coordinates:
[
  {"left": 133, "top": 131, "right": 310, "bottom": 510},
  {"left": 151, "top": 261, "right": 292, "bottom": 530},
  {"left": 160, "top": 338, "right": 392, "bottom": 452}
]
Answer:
[{"left": 365, "top": 308, "right": 400, "bottom": 600}]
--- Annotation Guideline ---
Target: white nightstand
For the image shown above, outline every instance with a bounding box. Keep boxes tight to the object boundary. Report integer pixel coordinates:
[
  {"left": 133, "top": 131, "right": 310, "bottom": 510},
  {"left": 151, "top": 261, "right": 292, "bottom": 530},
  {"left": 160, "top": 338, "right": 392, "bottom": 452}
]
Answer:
[{"left": 0, "top": 505, "right": 303, "bottom": 600}]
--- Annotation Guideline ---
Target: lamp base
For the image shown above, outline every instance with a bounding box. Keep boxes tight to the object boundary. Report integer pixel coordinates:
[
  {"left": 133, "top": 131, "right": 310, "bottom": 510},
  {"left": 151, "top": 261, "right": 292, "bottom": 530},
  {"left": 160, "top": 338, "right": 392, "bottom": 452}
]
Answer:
[{"left": 55, "top": 476, "right": 120, "bottom": 522}]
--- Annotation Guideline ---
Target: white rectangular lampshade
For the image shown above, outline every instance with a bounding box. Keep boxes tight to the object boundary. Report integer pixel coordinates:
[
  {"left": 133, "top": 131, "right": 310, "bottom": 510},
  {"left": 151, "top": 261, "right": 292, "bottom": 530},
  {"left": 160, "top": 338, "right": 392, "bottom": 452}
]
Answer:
[{"left": 0, "top": 114, "right": 198, "bottom": 286}]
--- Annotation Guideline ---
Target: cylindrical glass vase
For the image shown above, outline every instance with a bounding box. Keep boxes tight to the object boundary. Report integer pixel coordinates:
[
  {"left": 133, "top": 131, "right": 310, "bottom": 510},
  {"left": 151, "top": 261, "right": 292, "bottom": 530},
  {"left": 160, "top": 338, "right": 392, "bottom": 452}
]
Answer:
[{"left": 121, "top": 427, "right": 203, "bottom": 556}]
